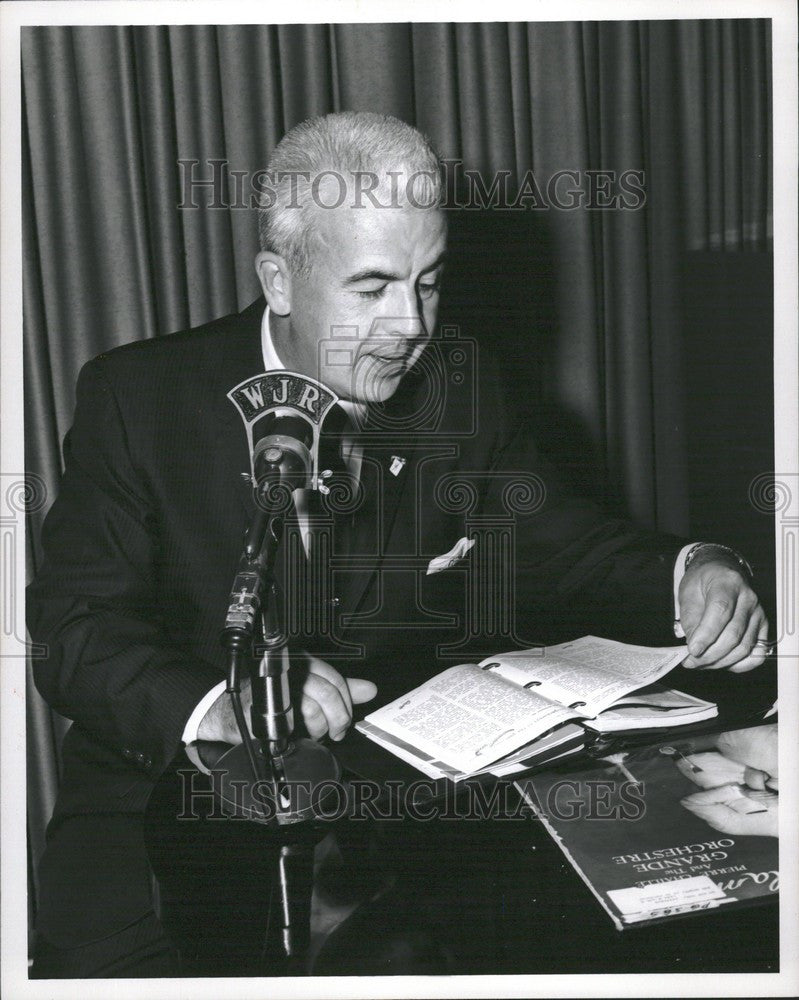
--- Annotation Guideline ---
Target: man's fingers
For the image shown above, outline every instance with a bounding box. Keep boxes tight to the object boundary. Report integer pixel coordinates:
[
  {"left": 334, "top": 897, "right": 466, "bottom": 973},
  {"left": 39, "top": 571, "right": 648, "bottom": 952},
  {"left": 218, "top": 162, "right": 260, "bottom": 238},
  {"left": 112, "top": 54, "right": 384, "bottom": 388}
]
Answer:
[
  {"left": 301, "top": 672, "right": 351, "bottom": 741},
  {"left": 347, "top": 678, "right": 378, "bottom": 704},
  {"left": 727, "top": 615, "right": 771, "bottom": 674},
  {"left": 299, "top": 697, "right": 329, "bottom": 741},
  {"left": 306, "top": 656, "right": 353, "bottom": 716},
  {"left": 300, "top": 678, "right": 377, "bottom": 742},
  {"left": 297, "top": 657, "right": 378, "bottom": 741},
  {"left": 687, "top": 608, "right": 769, "bottom": 672},
  {"left": 684, "top": 578, "right": 738, "bottom": 660},
  {"left": 683, "top": 584, "right": 767, "bottom": 670},
  {"left": 690, "top": 605, "right": 765, "bottom": 671}
]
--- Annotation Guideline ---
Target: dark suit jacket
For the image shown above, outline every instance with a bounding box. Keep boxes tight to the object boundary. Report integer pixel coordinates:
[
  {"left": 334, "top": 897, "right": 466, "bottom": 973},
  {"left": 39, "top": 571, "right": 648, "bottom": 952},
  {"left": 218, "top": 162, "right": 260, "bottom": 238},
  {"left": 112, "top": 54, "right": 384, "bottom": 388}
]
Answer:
[{"left": 28, "top": 298, "right": 685, "bottom": 823}]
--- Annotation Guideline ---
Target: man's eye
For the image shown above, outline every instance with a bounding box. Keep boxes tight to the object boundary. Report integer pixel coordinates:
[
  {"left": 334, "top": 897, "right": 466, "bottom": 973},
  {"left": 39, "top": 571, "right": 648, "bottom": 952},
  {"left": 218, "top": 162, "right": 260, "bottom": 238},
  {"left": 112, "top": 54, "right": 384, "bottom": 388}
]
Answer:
[
  {"left": 357, "top": 286, "right": 387, "bottom": 300},
  {"left": 419, "top": 280, "right": 441, "bottom": 299}
]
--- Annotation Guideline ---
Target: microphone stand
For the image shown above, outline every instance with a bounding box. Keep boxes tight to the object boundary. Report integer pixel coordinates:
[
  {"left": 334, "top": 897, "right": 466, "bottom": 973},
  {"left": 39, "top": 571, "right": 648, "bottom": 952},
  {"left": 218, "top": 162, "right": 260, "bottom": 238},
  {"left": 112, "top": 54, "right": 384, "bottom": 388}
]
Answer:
[{"left": 212, "top": 448, "right": 343, "bottom": 972}]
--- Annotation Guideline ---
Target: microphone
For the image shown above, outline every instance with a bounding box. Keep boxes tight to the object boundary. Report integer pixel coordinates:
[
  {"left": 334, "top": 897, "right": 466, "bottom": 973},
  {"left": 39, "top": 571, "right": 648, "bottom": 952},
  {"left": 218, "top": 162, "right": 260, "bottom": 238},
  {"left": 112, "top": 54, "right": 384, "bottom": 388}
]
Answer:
[
  {"left": 220, "top": 371, "right": 345, "bottom": 832},
  {"left": 252, "top": 411, "right": 314, "bottom": 494},
  {"left": 227, "top": 370, "right": 341, "bottom": 498},
  {"left": 245, "top": 412, "right": 314, "bottom": 560}
]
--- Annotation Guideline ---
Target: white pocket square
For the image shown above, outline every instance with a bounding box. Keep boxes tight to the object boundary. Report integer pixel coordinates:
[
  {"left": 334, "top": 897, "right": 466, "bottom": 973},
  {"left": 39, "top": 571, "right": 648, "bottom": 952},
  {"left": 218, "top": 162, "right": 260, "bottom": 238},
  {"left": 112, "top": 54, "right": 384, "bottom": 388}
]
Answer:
[{"left": 426, "top": 536, "right": 475, "bottom": 575}]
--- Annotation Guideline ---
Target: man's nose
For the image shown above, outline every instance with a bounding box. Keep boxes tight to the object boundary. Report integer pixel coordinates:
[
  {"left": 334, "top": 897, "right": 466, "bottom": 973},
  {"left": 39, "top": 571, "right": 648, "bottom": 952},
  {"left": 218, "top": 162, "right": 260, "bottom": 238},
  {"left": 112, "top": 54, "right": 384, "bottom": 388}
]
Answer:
[{"left": 375, "top": 286, "right": 426, "bottom": 341}]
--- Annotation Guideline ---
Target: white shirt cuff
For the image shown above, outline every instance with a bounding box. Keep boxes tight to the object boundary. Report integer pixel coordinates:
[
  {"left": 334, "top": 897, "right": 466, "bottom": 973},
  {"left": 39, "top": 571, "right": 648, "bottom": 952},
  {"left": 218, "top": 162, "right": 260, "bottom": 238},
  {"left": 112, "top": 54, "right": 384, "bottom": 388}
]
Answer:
[
  {"left": 672, "top": 543, "right": 699, "bottom": 639},
  {"left": 182, "top": 680, "right": 227, "bottom": 744}
]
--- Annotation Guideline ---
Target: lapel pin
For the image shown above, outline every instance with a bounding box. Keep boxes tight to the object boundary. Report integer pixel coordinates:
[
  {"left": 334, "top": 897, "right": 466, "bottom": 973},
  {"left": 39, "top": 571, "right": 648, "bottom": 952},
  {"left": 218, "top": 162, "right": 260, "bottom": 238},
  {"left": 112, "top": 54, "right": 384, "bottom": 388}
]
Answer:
[{"left": 389, "top": 455, "right": 406, "bottom": 477}]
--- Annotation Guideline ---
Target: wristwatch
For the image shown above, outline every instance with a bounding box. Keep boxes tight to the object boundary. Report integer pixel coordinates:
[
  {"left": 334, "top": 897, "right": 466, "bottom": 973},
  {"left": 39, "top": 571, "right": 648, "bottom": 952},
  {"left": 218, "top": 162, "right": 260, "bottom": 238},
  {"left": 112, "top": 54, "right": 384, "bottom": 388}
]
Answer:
[{"left": 682, "top": 541, "right": 754, "bottom": 580}]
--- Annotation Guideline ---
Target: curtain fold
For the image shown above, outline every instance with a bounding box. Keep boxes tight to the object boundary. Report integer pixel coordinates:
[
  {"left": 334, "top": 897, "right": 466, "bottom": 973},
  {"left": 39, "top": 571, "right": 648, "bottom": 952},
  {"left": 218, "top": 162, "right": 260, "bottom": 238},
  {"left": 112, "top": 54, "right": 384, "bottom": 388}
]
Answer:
[
  {"left": 22, "top": 21, "right": 772, "bottom": 508},
  {"left": 21, "top": 18, "right": 772, "bottom": 935}
]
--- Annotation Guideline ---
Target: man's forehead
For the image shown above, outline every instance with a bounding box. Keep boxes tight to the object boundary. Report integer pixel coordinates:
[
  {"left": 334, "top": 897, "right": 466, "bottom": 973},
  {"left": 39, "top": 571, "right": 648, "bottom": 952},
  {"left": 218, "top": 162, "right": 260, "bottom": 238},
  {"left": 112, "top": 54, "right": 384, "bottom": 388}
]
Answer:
[{"left": 313, "top": 197, "right": 447, "bottom": 274}]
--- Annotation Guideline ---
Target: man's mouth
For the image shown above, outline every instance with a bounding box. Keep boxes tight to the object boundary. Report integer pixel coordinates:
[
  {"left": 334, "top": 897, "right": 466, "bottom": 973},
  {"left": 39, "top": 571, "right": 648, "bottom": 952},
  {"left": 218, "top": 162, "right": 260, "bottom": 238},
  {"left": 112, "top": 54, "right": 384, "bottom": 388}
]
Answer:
[{"left": 366, "top": 349, "right": 409, "bottom": 362}]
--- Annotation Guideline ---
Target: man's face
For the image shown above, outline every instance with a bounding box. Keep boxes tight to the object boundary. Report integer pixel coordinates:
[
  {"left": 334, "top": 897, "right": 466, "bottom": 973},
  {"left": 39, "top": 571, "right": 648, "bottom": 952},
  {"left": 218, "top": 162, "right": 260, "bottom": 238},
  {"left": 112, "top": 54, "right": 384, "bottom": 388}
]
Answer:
[{"left": 281, "top": 192, "right": 447, "bottom": 404}]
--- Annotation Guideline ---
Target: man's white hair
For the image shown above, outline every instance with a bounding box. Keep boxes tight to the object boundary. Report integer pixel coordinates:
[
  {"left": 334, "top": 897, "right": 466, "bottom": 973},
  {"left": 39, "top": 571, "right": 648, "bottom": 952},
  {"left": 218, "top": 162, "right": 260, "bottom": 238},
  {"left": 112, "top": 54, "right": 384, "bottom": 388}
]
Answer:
[{"left": 258, "top": 111, "right": 444, "bottom": 276}]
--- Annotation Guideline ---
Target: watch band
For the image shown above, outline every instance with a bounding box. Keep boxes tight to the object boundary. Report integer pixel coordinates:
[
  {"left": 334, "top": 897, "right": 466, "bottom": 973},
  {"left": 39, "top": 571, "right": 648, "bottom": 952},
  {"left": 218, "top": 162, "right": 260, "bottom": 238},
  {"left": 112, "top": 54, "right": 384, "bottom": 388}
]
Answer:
[{"left": 682, "top": 542, "right": 754, "bottom": 580}]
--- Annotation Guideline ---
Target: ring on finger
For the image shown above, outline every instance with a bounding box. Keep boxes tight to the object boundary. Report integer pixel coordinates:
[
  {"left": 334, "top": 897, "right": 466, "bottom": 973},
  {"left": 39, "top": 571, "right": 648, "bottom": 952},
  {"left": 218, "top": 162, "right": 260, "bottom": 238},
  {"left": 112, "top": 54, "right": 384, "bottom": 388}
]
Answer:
[{"left": 752, "top": 639, "right": 776, "bottom": 655}]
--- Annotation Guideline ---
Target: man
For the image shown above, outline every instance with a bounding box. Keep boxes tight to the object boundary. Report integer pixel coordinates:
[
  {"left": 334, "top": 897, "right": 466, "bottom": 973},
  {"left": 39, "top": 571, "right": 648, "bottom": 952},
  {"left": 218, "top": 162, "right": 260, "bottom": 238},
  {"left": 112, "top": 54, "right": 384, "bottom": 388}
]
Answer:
[{"left": 27, "top": 111, "right": 770, "bottom": 978}]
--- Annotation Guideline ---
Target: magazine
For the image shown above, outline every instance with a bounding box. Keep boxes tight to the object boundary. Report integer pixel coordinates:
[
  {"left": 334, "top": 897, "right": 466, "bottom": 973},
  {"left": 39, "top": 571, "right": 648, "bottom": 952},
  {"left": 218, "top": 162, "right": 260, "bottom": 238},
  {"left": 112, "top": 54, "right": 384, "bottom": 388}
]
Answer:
[{"left": 516, "top": 724, "right": 779, "bottom": 929}]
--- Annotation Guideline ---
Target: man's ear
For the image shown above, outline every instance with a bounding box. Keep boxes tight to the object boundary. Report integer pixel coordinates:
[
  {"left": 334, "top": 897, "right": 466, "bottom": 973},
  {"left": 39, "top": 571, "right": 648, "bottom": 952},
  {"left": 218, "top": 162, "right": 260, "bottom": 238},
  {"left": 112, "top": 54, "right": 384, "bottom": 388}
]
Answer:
[{"left": 255, "top": 252, "right": 292, "bottom": 315}]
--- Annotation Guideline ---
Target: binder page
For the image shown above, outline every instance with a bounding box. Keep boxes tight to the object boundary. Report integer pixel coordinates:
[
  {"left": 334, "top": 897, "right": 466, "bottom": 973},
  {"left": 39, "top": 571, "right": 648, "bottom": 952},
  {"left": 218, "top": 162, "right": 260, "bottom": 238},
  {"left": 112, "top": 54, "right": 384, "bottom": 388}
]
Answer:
[
  {"left": 482, "top": 636, "right": 687, "bottom": 718},
  {"left": 361, "top": 663, "right": 577, "bottom": 773}
]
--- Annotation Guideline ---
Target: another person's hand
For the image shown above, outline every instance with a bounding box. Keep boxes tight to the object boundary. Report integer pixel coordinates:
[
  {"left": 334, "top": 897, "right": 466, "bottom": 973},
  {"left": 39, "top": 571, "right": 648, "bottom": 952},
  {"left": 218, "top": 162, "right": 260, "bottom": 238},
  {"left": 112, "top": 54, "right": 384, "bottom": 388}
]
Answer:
[
  {"left": 197, "top": 652, "right": 377, "bottom": 744},
  {"left": 678, "top": 549, "right": 769, "bottom": 672},
  {"left": 680, "top": 784, "right": 778, "bottom": 838},
  {"left": 717, "top": 724, "right": 778, "bottom": 791},
  {"left": 677, "top": 725, "right": 779, "bottom": 837},
  {"left": 674, "top": 751, "right": 746, "bottom": 789}
]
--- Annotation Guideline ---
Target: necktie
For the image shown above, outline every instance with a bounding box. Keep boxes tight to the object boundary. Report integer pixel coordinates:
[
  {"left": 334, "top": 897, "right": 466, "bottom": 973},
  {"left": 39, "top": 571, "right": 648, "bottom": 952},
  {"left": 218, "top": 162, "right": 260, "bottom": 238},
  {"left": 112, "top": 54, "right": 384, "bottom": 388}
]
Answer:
[{"left": 298, "top": 405, "right": 355, "bottom": 649}]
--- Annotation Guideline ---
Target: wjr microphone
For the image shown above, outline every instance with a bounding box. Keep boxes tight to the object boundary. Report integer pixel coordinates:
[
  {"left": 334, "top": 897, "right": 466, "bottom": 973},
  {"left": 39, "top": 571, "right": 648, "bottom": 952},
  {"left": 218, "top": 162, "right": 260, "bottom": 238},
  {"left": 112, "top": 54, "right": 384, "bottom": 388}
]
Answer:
[
  {"left": 252, "top": 411, "right": 314, "bottom": 493},
  {"left": 227, "top": 370, "right": 340, "bottom": 497},
  {"left": 221, "top": 370, "right": 344, "bottom": 831},
  {"left": 244, "top": 412, "right": 314, "bottom": 560}
]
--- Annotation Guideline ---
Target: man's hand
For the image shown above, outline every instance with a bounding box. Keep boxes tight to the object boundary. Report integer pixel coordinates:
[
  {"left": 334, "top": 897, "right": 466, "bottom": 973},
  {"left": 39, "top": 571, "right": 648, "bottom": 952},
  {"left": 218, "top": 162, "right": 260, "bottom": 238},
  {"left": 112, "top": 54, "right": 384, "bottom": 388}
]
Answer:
[
  {"left": 292, "top": 652, "right": 377, "bottom": 742},
  {"left": 678, "top": 550, "right": 769, "bottom": 672},
  {"left": 197, "top": 653, "right": 377, "bottom": 744}
]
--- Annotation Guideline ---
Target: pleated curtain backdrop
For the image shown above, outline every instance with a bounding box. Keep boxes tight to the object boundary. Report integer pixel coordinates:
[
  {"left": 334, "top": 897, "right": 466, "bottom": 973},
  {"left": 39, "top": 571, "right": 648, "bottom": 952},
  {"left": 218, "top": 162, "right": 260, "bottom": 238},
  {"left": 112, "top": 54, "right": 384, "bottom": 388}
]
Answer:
[{"left": 21, "top": 20, "right": 772, "bottom": 931}]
